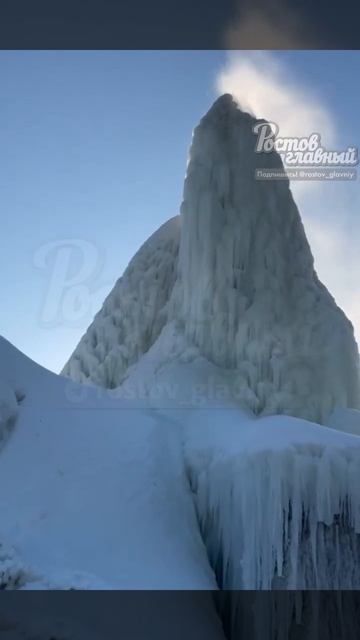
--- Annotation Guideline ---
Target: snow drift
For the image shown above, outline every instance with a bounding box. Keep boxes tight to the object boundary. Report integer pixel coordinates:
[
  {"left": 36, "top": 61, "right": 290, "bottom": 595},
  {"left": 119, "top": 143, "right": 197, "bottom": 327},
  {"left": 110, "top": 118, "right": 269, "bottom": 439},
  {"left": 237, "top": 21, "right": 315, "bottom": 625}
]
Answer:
[{"left": 0, "top": 337, "right": 218, "bottom": 594}]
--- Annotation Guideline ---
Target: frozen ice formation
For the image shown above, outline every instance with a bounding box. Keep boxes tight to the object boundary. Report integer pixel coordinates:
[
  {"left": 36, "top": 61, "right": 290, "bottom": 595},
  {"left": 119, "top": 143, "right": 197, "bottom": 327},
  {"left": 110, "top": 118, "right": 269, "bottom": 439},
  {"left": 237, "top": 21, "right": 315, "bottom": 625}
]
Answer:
[
  {"left": 183, "top": 411, "right": 360, "bottom": 591},
  {"left": 62, "top": 216, "right": 180, "bottom": 388},
  {"left": 63, "top": 94, "right": 360, "bottom": 423},
  {"left": 171, "top": 93, "right": 360, "bottom": 422},
  {"left": 2, "top": 95, "right": 360, "bottom": 632}
]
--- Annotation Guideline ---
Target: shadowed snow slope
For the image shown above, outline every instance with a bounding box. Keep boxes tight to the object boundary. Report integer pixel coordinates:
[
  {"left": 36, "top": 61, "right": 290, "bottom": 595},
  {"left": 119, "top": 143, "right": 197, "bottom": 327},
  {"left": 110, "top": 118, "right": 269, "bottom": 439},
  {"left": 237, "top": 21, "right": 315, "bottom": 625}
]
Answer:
[
  {"left": 3, "top": 329, "right": 360, "bottom": 597},
  {"left": 63, "top": 95, "right": 359, "bottom": 424},
  {"left": 0, "top": 337, "right": 219, "bottom": 597}
]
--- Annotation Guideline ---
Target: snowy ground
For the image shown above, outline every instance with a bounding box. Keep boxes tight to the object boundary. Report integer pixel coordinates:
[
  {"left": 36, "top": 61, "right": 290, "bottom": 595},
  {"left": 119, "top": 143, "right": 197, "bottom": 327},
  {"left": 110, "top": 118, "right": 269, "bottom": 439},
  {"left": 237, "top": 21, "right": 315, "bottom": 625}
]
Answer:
[
  {"left": 1, "top": 332, "right": 360, "bottom": 637},
  {"left": 3, "top": 324, "right": 360, "bottom": 592},
  {"left": 0, "top": 336, "right": 217, "bottom": 592}
]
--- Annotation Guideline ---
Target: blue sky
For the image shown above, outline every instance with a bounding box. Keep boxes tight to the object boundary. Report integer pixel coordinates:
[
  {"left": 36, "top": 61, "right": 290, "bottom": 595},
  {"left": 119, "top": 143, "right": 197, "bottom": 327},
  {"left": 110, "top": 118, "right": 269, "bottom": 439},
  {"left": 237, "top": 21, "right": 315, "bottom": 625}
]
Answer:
[{"left": 1, "top": 51, "right": 359, "bottom": 372}]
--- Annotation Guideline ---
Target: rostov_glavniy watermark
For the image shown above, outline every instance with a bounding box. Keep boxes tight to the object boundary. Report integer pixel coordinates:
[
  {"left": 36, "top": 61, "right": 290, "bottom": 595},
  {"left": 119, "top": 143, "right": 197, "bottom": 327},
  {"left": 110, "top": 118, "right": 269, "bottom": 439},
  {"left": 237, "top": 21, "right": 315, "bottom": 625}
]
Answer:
[
  {"left": 33, "top": 238, "right": 108, "bottom": 326},
  {"left": 253, "top": 121, "right": 358, "bottom": 170}
]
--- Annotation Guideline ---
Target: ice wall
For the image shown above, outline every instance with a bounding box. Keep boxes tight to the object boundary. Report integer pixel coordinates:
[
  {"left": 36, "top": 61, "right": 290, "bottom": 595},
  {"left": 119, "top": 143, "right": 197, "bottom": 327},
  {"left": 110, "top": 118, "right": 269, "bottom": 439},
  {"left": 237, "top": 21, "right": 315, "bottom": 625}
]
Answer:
[
  {"left": 184, "top": 412, "right": 360, "bottom": 591},
  {"left": 171, "top": 94, "right": 360, "bottom": 422}
]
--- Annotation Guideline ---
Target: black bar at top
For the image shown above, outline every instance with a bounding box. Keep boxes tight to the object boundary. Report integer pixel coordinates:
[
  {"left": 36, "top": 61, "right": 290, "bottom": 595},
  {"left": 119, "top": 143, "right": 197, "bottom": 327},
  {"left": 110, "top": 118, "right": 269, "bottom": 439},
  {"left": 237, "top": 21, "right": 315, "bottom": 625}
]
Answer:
[{"left": 0, "top": 0, "right": 360, "bottom": 49}]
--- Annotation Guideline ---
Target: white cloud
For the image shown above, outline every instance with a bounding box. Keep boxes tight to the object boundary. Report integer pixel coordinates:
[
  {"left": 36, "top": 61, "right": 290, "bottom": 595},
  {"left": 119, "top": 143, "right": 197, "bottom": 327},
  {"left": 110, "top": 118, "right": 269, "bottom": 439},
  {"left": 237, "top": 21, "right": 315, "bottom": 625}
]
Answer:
[
  {"left": 215, "top": 52, "right": 360, "bottom": 346},
  {"left": 216, "top": 51, "right": 335, "bottom": 143}
]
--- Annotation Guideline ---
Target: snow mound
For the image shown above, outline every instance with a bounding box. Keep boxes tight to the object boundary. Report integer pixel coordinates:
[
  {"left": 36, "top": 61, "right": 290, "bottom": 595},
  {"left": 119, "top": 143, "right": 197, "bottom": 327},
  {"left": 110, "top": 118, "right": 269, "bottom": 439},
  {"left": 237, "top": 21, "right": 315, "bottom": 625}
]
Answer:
[
  {"left": 118, "top": 321, "right": 248, "bottom": 409},
  {"left": 0, "top": 337, "right": 218, "bottom": 593},
  {"left": 62, "top": 216, "right": 180, "bottom": 388}
]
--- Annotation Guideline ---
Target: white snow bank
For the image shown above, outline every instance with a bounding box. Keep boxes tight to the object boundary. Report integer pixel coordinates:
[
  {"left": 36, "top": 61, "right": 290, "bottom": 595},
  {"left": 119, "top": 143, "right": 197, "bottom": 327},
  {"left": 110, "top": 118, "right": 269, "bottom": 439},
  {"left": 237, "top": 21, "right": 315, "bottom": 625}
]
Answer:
[
  {"left": 326, "top": 407, "right": 360, "bottom": 436},
  {"left": 0, "top": 337, "right": 218, "bottom": 594},
  {"left": 119, "top": 321, "right": 259, "bottom": 415}
]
